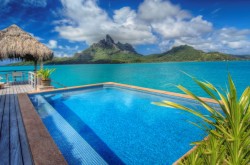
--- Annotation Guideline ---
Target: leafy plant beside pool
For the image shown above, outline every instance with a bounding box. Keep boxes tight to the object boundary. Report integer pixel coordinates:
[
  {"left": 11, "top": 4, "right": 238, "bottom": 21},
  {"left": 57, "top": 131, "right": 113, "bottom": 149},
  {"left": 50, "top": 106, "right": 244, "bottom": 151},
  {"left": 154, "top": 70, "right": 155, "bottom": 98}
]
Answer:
[
  {"left": 154, "top": 75, "right": 250, "bottom": 164},
  {"left": 37, "top": 68, "right": 56, "bottom": 86}
]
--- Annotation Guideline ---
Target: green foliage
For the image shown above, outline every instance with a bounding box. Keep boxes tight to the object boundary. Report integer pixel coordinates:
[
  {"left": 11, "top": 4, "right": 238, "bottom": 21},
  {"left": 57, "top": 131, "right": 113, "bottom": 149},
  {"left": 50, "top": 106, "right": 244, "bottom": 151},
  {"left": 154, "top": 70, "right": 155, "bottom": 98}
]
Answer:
[
  {"left": 9, "top": 45, "right": 249, "bottom": 66},
  {"left": 144, "top": 45, "right": 239, "bottom": 62},
  {"left": 154, "top": 75, "right": 250, "bottom": 164},
  {"left": 75, "top": 46, "right": 142, "bottom": 63},
  {"left": 37, "top": 68, "right": 56, "bottom": 80}
]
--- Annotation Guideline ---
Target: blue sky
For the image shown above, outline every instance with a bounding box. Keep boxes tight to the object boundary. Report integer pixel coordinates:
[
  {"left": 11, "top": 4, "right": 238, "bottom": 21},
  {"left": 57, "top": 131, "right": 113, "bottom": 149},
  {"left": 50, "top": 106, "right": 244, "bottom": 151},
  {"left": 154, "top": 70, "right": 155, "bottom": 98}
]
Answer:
[{"left": 1, "top": 0, "right": 250, "bottom": 57}]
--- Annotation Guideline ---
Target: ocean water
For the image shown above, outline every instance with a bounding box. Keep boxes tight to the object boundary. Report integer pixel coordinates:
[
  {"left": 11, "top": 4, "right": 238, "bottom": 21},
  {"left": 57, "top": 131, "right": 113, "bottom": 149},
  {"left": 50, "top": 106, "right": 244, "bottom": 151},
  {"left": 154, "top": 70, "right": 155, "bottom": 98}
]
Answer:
[
  {"left": 30, "top": 85, "right": 214, "bottom": 164},
  {"left": 1, "top": 61, "right": 250, "bottom": 97}
]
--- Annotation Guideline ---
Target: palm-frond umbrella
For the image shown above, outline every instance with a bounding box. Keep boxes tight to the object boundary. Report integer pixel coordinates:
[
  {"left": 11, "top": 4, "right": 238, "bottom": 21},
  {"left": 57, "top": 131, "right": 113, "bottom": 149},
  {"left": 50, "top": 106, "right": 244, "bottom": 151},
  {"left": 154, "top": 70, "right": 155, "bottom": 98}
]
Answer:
[{"left": 0, "top": 24, "right": 53, "bottom": 71}]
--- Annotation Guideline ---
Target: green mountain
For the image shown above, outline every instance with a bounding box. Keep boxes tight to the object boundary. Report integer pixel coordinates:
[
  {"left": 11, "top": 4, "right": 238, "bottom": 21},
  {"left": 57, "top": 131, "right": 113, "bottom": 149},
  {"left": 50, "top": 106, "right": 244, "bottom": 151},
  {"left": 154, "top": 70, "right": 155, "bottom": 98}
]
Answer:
[
  {"left": 9, "top": 35, "right": 250, "bottom": 66},
  {"left": 144, "top": 45, "right": 240, "bottom": 62},
  {"left": 68, "top": 35, "right": 141, "bottom": 64}
]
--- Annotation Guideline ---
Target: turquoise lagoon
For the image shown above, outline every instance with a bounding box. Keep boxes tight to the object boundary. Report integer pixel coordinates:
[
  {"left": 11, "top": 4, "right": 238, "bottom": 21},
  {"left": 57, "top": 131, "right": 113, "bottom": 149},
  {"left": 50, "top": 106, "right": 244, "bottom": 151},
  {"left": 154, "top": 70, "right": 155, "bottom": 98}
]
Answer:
[{"left": 0, "top": 61, "right": 249, "bottom": 97}]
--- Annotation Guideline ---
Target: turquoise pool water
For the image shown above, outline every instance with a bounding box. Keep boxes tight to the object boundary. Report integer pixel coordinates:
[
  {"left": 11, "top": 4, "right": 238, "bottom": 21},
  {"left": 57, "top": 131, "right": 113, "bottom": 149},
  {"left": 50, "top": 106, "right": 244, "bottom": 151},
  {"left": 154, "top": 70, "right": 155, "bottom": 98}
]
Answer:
[
  {"left": 1, "top": 61, "right": 250, "bottom": 96},
  {"left": 29, "top": 85, "right": 216, "bottom": 164}
]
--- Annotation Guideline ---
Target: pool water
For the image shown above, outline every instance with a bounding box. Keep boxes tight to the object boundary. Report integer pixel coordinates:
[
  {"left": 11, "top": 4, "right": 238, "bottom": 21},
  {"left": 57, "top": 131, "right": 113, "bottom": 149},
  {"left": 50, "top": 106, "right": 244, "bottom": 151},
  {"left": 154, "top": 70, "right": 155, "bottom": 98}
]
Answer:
[{"left": 29, "top": 85, "right": 215, "bottom": 165}]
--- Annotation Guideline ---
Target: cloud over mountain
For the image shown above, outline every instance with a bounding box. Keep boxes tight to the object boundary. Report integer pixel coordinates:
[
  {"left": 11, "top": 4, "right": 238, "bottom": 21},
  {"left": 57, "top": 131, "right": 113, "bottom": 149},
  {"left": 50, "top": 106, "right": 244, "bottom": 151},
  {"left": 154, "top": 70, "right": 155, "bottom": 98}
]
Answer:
[
  {"left": 54, "top": 0, "right": 212, "bottom": 45},
  {"left": 53, "top": 0, "right": 250, "bottom": 55}
]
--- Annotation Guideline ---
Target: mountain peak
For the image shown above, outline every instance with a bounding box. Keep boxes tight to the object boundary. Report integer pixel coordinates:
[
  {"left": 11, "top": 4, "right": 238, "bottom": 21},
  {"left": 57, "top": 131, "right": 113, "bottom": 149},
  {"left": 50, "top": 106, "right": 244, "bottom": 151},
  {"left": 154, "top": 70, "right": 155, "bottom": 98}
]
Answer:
[
  {"left": 91, "top": 35, "right": 138, "bottom": 54},
  {"left": 164, "top": 45, "right": 202, "bottom": 54},
  {"left": 74, "top": 34, "right": 141, "bottom": 63},
  {"left": 172, "top": 45, "right": 195, "bottom": 50},
  {"left": 106, "top": 34, "right": 114, "bottom": 44}
]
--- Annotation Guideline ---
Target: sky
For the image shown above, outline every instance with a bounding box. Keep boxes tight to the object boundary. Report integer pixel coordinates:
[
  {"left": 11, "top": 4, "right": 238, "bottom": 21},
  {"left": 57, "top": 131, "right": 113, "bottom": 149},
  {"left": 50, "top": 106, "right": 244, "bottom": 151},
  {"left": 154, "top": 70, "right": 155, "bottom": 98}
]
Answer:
[{"left": 1, "top": 0, "right": 250, "bottom": 58}]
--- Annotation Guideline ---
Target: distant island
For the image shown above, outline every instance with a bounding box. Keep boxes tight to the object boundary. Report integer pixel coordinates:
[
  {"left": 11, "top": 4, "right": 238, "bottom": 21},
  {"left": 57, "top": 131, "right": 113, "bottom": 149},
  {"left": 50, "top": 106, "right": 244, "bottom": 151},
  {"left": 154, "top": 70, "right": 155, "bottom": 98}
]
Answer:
[{"left": 11, "top": 35, "right": 250, "bottom": 66}]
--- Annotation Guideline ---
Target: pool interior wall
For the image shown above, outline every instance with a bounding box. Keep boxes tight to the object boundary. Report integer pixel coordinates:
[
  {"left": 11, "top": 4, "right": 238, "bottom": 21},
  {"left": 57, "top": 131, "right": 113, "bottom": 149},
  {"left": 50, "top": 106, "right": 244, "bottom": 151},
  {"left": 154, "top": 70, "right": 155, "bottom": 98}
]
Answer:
[{"left": 28, "top": 83, "right": 219, "bottom": 165}]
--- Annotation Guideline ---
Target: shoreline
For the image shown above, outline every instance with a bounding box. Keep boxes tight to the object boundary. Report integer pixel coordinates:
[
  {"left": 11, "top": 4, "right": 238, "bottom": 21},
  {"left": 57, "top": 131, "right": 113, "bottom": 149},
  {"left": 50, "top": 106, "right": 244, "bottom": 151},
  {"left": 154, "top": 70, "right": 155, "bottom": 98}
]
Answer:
[{"left": 3, "top": 59, "right": 250, "bottom": 67}]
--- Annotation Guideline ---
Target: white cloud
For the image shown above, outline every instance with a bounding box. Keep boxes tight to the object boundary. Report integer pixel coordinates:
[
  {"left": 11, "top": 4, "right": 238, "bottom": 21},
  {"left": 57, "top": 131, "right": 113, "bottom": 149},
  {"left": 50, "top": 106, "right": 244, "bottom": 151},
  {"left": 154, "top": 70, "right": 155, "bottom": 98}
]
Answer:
[
  {"left": 151, "top": 15, "right": 212, "bottom": 39},
  {"left": 226, "top": 41, "right": 250, "bottom": 49},
  {"left": 54, "top": 51, "right": 71, "bottom": 57},
  {"left": 113, "top": 7, "right": 136, "bottom": 25},
  {"left": 138, "top": 0, "right": 191, "bottom": 22},
  {"left": 54, "top": 0, "right": 250, "bottom": 55},
  {"left": 52, "top": 43, "right": 82, "bottom": 57},
  {"left": 137, "top": 0, "right": 212, "bottom": 39},
  {"left": 57, "top": 45, "right": 79, "bottom": 50},
  {"left": 111, "top": 7, "right": 156, "bottom": 44},
  {"left": 55, "top": 0, "right": 211, "bottom": 45},
  {"left": 47, "top": 40, "right": 58, "bottom": 49},
  {"left": 55, "top": 0, "right": 156, "bottom": 45},
  {"left": 162, "top": 28, "right": 250, "bottom": 54}
]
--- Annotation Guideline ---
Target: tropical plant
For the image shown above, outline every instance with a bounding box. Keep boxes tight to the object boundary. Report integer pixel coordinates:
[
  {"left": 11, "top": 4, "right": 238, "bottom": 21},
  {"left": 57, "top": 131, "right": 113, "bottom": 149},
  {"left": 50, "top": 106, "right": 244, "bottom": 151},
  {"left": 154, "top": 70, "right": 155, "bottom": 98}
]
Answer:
[
  {"left": 37, "top": 68, "right": 56, "bottom": 80},
  {"left": 154, "top": 75, "right": 250, "bottom": 164}
]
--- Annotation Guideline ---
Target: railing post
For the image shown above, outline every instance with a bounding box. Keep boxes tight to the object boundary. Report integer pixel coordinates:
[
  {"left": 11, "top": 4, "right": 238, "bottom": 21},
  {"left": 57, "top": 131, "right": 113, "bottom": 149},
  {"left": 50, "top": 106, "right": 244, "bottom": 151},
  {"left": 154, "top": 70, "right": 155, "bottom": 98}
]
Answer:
[
  {"left": 28, "top": 71, "right": 38, "bottom": 90},
  {"left": 35, "top": 72, "right": 38, "bottom": 90},
  {"left": 5, "top": 74, "right": 8, "bottom": 84},
  {"left": 28, "top": 72, "right": 30, "bottom": 85}
]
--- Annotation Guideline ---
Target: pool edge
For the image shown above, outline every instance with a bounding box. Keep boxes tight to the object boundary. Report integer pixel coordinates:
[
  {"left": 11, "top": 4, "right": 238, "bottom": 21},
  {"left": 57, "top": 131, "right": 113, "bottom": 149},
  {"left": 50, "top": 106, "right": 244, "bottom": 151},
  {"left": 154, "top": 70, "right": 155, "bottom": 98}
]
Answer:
[
  {"left": 17, "top": 93, "right": 67, "bottom": 165},
  {"left": 104, "top": 82, "right": 217, "bottom": 103},
  {"left": 28, "top": 82, "right": 217, "bottom": 103}
]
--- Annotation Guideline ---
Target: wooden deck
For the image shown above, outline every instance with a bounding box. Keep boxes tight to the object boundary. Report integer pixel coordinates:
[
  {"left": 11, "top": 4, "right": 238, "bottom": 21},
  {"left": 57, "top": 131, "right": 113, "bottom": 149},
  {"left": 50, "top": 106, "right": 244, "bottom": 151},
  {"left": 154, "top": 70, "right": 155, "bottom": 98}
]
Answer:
[{"left": 0, "top": 83, "right": 34, "bottom": 165}]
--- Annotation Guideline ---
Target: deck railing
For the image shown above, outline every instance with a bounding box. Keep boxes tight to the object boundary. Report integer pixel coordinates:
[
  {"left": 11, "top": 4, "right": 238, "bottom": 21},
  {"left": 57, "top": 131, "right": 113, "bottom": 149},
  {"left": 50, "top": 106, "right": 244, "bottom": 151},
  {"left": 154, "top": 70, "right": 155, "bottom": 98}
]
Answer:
[
  {"left": 28, "top": 71, "right": 37, "bottom": 88},
  {"left": 0, "top": 70, "right": 29, "bottom": 84},
  {"left": 28, "top": 72, "right": 67, "bottom": 89},
  {"left": 0, "top": 70, "right": 66, "bottom": 89}
]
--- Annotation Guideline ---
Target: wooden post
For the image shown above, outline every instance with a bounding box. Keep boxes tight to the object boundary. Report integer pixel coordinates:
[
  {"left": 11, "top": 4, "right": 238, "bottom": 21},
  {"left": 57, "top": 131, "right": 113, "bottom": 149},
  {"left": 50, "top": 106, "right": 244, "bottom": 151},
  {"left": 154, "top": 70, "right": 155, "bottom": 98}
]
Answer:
[
  {"left": 34, "top": 60, "right": 38, "bottom": 72},
  {"left": 34, "top": 60, "right": 38, "bottom": 90},
  {"left": 5, "top": 74, "right": 9, "bottom": 84},
  {"left": 40, "top": 58, "right": 43, "bottom": 69}
]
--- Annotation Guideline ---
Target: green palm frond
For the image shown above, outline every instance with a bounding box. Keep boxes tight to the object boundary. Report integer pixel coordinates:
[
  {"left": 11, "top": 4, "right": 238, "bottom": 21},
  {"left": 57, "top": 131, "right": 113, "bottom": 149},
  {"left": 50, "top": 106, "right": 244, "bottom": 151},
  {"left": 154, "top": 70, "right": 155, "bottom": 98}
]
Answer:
[
  {"left": 37, "top": 68, "right": 56, "bottom": 80},
  {"left": 154, "top": 74, "right": 250, "bottom": 164}
]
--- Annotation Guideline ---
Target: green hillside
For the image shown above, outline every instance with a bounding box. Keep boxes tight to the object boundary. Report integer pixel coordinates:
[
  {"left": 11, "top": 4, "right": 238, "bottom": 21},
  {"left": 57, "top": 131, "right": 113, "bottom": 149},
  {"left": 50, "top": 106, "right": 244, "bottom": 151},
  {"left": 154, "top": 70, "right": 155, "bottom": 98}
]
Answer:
[
  {"left": 144, "top": 45, "right": 239, "bottom": 62},
  {"left": 74, "top": 46, "right": 142, "bottom": 64},
  {"left": 9, "top": 35, "right": 249, "bottom": 66}
]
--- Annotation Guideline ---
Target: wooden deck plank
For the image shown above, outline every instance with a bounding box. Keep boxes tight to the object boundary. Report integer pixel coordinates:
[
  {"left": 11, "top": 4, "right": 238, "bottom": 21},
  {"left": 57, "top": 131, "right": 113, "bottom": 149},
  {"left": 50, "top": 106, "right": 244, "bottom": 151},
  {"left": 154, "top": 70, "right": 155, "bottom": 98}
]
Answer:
[
  {"left": 10, "top": 84, "right": 24, "bottom": 165},
  {"left": 18, "top": 85, "right": 22, "bottom": 93},
  {"left": 18, "top": 84, "right": 26, "bottom": 93},
  {"left": 25, "top": 84, "right": 31, "bottom": 92},
  {"left": 0, "top": 85, "right": 7, "bottom": 131},
  {"left": 0, "top": 84, "right": 34, "bottom": 165},
  {"left": 14, "top": 85, "right": 33, "bottom": 165},
  {"left": 26, "top": 85, "right": 33, "bottom": 93},
  {"left": 0, "top": 86, "right": 10, "bottom": 164}
]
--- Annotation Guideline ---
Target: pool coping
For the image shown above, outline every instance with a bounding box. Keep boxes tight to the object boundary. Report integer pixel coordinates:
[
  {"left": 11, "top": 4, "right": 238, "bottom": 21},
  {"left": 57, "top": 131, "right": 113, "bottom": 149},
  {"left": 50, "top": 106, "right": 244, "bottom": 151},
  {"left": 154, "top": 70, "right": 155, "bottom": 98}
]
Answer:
[
  {"left": 19, "top": 82, "right": 217, "bottom": 164},
  {"left": 18, "top": 93, "right": 67, "bottom": 165},
  {"left": 28, "top": 82, "right": 217, "bottom": 104}
]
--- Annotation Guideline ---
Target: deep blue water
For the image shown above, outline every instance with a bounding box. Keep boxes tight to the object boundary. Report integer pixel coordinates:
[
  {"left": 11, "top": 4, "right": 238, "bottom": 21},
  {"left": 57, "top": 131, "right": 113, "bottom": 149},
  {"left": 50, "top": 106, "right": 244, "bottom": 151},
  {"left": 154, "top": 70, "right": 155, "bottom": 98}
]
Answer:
[
  {"left": 1, "top": 61, "right": 249, "bottom": 96},
  {"left": 30, "top": 86, "right": 214, "bottom": 165}
]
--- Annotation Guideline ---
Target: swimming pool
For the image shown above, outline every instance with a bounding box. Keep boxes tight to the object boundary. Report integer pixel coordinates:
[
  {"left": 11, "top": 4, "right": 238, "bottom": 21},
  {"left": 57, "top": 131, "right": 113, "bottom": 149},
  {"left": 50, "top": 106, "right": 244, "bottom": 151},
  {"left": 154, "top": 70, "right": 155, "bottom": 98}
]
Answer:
[{"left": 29, "top": 83, "right": 216, "bottom": 165}]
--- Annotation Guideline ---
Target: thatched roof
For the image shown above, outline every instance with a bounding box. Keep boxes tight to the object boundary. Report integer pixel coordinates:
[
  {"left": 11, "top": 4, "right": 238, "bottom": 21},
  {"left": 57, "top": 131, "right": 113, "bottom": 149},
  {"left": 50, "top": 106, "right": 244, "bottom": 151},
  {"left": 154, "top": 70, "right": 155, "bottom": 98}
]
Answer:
[
  {"left": 0, "top": 31, "right": 3, "bottom": 40},
  {"left": 0, "top": 24, "right": 53, "bottom": 61}
]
